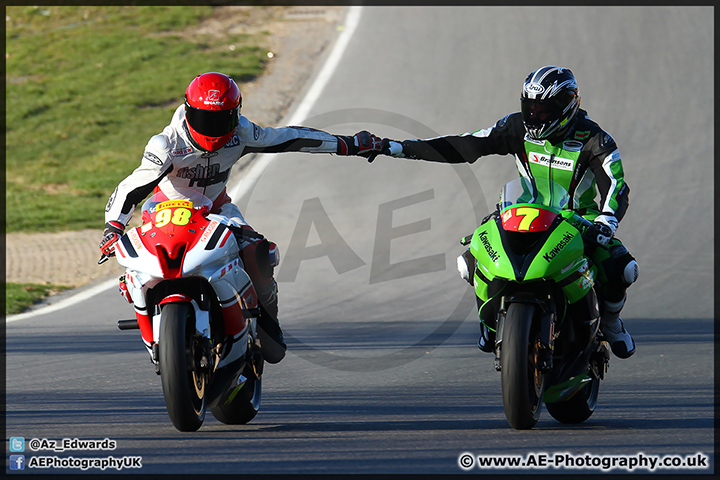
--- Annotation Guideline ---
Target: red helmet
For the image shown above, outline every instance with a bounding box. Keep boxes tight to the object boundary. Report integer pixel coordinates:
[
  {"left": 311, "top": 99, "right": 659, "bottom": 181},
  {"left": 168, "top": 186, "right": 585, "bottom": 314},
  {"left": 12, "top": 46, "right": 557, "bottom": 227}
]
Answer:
[{"left": 184, "top": 72, "right": 241, "bottom": 151}]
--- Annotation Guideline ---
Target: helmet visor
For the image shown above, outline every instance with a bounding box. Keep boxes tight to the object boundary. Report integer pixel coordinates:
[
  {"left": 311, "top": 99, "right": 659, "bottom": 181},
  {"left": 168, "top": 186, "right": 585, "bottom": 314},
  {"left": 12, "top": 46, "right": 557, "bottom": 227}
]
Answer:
[
  {"left": 185, "top": 103, "right": 239, "bottom": 137},
  {"left": 521, "top": 98, "right": 562, "bottom": 127}
]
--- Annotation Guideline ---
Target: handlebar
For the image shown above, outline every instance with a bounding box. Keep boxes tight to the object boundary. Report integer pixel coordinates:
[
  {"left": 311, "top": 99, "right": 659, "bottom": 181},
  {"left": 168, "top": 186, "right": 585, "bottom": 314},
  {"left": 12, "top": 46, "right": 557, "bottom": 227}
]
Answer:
[
  {"left": 568, "top": 212, "right": 614, "bottom": 246},
  {"left": 569, "top": 212, "right": 594, "bottom": 229}
]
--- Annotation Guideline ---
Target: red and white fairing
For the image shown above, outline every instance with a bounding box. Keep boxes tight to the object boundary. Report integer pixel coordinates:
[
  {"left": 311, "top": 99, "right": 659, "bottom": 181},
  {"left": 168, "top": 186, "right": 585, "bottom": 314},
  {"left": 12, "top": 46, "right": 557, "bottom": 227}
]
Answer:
[{"left": 113, "top": 189, "right": 258, "bottom": 369}]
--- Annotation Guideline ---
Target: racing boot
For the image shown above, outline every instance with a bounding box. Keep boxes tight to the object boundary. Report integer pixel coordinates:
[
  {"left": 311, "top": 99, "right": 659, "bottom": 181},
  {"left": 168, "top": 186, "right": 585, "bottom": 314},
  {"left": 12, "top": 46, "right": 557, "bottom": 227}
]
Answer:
[
  {"left": 600, "top": 296, "right": 635, "bottom": 359},
  {"left": 256, "top": 280, "right": 287, "bottom": 364}
]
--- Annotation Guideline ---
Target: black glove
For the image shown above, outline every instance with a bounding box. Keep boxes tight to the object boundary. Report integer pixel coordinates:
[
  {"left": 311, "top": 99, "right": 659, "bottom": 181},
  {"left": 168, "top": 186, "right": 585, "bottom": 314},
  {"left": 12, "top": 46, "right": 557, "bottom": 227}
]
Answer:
[
  {"left": 367, "top": 138, "right": 404, "bottom": 163},
  {"left": 336, "top": 131, "right": 383, "bottom": 158},
  {"left": 584, "top": 221, "right": 614, "bottom": 246},
  {"left": 99, "top": 221, "right": 125, "bottom": 257}
]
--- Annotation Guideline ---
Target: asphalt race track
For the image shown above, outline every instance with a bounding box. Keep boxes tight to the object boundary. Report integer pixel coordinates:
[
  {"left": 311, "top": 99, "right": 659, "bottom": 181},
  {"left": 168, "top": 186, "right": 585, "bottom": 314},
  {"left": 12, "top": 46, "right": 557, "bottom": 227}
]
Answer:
[{"left": 6, "top": 6, "right": 714, "bottom": 475}]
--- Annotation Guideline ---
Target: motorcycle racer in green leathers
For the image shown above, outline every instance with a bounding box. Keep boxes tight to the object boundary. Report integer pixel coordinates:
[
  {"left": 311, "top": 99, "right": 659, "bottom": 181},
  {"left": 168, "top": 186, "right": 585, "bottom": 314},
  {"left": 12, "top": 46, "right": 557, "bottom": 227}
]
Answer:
[{"left": 365, "top": 66, "right": 638, "bottom": 359}]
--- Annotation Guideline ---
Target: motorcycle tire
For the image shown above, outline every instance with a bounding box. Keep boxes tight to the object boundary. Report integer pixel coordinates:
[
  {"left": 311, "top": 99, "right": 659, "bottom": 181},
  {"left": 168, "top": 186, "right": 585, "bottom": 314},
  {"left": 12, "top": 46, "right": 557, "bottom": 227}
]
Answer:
[
  {"left": 546, "top": 376, "right": 599, "bottom": 424},
  {"left": 159, "top": 302, "right": 206, "bottom": 432},
  {"left": 210, "top": 364, "right": 262, "bottom": 425},
  {"left": 501, "top": 302, "right": 545, "bottom": 430}
]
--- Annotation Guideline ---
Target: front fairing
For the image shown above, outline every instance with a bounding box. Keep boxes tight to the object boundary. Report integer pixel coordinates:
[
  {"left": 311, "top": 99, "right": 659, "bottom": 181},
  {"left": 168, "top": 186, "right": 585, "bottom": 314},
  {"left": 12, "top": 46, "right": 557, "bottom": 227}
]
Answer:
[
  {"left": 524, "top": 220, "right": 584, "bottom": 280},
  {"left": 471, "top": 178, "right": 584, "bottom": 283},
  {"left": 470, "top": 220, "right": 517, "bottom": 281},
  {"left": 115, "top": 217, "right": 239, "bottom": 280},
  {"left": 114, "top": 188, "right": 239, "bottom": 281}
]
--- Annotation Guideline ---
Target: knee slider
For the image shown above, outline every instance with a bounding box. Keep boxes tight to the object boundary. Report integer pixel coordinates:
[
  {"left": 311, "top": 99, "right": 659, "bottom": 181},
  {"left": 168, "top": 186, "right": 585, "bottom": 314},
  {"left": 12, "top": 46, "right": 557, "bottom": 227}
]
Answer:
[
  {"left": 623, "top": 259, "right": 639, "bottom": 286},
  {"left": 609, "top": 244, "right": 638, "bottom": 286}
]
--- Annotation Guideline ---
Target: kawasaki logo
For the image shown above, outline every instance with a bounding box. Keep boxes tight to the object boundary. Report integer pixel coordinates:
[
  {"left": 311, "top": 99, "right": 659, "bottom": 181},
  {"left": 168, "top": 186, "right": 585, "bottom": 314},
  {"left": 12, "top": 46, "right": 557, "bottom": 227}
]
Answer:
[
  {"left": 543, "top": 232, "right": 575, "bottom": 262},
  {"left": 478, "top": 231, "right": 500, "bottom": 262}
]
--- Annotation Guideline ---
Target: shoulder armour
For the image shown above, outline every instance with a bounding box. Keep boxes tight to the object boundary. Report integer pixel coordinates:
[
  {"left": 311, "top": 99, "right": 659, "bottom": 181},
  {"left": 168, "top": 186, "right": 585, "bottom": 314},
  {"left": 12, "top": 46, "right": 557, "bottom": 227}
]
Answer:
[{"left": 147, "top": 133, "right": 170, "bottom": 152}]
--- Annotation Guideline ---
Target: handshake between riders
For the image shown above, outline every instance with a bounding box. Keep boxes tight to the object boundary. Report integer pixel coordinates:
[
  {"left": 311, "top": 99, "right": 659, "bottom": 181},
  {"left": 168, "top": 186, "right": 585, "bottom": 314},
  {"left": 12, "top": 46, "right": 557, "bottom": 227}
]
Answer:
[{"left": 102, "top": 67, "right": 638, "bottom": 367}]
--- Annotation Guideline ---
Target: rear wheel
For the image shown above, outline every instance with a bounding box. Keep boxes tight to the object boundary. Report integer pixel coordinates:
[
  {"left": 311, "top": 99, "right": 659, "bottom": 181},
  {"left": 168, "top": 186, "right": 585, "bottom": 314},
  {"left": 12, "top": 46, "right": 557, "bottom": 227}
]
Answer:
[
  {"left": 546, "top": 376, "right": 599, "bottom": 424},
  {"left": 210, "top": 363, "right": 262, "bottom": 425},
  {"left": 159, "top": 303, "right": 206, "bottom": 432},
  {"left": 501, "top": 303, "right": 545, "bottom": 430}
]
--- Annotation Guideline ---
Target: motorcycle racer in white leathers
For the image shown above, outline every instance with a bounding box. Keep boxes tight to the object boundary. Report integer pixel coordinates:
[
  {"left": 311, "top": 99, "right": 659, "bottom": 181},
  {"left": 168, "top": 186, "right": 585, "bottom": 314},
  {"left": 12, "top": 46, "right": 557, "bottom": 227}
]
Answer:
[{"left": 100, "top": 72, "right": 381, "bottom": 364}]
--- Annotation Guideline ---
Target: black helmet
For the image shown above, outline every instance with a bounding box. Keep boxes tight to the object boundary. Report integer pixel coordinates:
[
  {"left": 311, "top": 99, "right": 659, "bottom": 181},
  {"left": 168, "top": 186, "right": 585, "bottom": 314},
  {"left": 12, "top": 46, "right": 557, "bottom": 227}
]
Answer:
[{"left": 520, "top": 66, "right": 581, "bottom": 140}]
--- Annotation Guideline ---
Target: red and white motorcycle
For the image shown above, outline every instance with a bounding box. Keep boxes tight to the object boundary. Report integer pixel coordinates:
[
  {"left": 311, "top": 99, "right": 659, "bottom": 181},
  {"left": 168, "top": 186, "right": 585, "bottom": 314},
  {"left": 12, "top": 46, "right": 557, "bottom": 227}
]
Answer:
[{"left": 99, "top": 188, "right": 264, "bottom": 432}]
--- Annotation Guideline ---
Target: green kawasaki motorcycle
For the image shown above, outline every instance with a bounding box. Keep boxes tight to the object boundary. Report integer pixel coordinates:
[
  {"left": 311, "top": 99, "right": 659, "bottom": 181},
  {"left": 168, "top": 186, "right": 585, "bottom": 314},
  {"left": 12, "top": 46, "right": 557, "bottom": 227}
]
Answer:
[{"left": 460, "top": 177, "right": 611, "bottom": 430}]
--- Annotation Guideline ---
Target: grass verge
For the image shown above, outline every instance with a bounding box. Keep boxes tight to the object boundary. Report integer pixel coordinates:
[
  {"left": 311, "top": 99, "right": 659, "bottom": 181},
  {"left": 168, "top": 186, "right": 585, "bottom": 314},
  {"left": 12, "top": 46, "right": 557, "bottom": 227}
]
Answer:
[
  {"left": 6, "top": 5, "right": 271, "bottom": 233},
  {"left": 5, "top": 283, "right": 74, "bottom": 315}
]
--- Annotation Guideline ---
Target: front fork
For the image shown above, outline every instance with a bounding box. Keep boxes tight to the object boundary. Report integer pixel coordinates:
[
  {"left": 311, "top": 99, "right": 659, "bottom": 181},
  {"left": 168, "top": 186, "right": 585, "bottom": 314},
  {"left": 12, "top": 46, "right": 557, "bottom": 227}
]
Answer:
[
  {"left": 493, "top": 295, "right": 557, "bottom": 373},
  {"left": 116, "top": 272, "right": 263, "bottom": 409}
]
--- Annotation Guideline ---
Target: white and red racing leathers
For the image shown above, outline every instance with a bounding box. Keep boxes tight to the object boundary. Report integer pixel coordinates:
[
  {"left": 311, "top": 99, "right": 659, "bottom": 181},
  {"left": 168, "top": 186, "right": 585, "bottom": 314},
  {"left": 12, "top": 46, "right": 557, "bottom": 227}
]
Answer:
[
  {"left": 105, "top": 104, "right": 342, "bottom": 226},
  {"left": 104, "top": 104, "right": 353, "bottom": 363}
]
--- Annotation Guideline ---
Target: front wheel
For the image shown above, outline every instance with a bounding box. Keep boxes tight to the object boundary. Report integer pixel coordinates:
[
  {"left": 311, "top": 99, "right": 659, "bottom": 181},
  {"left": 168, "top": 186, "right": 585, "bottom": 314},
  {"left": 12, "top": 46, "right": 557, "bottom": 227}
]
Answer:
[
  {"left": 159, "top": 303, "right": 207, "bottom": 432},
  {"left": 546, "top": 376, "right": 599, "bottom": 424},
  {"left": 501, "top": 303, "right": 545, "bottom": 430}
]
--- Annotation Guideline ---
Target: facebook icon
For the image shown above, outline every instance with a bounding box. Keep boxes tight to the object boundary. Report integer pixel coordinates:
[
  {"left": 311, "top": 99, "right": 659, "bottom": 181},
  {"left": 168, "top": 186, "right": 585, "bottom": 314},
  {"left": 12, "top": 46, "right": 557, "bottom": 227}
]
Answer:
[{"left": 9, "top": 455, "right": 25, "bottom": 470}]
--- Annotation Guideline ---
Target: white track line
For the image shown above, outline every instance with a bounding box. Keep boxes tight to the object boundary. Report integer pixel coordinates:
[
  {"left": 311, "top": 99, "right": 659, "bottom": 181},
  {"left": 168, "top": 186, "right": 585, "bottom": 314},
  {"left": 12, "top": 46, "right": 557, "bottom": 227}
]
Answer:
[
  {"left": 6, "top": 278, "right": 118, "bottom": 323},
  {"left": 230, "top": 5, "right": 362, "bottom": 202},
  {"left": 6, "top": 6, "right": 363, "bottom": 323}
]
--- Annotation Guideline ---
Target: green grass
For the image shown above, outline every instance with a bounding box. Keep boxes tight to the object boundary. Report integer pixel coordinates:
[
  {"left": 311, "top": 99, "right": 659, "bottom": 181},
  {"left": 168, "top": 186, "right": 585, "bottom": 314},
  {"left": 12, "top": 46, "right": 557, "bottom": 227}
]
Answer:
[
  {"left": 5, "top": 6, "right": 275, "bottom": 314},
  {"left": 6, "top": 6, "right": 271, "bottom": 233},
  {"left": 5, "top": 283, "right": 74, "bottom": 315}
]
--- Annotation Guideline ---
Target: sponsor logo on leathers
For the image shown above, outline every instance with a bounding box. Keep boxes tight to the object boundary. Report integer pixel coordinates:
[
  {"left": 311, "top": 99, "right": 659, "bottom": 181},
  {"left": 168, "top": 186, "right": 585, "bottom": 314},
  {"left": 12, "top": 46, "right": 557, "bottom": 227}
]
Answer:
[
  {"left": 176, "top": 163, "right": 228, "bottom": 188},
  {"left": 223, "top": 134, "right": 240, "bottom": 148},
  {"left": 562, "top": 140, "right": 584, "bottom": 151},
  {"left": 143, "top": 151, "right": 163, "bottom": 165},
  {"left": 172, "top": 147, "right": 193, "bottom": 156},
  {"left": 528, "top": 152, "right": 575, "bottom": 171}
]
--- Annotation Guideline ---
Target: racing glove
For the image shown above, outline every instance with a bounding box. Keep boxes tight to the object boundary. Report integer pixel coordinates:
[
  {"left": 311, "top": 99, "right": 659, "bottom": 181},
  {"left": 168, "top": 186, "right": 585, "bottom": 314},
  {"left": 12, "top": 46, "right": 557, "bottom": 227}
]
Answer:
[
  {"left": 587, "top": 214, "right": 618, "bottom": 246},
  {"left": 367, "top": 138, "right": 404, "bottom": 163},
  {"left": 99, "top": 221, "right": 125, "bottom": 257},
  {"left": 336, "top": 131, "right": 383, "bottom": 158}
]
